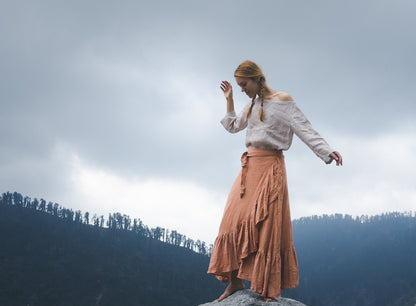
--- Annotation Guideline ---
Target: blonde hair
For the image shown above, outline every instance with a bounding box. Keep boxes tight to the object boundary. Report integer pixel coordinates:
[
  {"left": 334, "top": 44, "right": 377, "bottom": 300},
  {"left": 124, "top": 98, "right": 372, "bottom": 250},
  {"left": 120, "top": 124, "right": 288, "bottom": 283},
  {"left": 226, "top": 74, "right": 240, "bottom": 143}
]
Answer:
[{"left": 234, "top": 60, "right": 266, "bottom": 122}]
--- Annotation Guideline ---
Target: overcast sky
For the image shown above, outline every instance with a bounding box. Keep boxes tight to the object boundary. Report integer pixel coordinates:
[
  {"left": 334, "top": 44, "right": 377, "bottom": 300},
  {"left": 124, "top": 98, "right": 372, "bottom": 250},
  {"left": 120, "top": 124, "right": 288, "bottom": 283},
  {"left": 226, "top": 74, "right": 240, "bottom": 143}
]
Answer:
[{"left": 1, "top": 0, "right": 415, "bottom": 243}]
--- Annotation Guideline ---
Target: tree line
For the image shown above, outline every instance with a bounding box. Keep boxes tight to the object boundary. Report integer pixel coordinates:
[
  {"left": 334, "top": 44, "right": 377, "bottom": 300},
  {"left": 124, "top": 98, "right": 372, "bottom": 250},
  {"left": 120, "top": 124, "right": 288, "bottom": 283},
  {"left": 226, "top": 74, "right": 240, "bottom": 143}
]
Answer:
[
  {"left": 0, "top": 191, "right": 212, "bottom": 256},
  {"left": 293, "top": 211, "right": 415, "bottom": 224},
  {"left": 286, "top": 210, "right": 416, "bottom": 306},
  {"left": 2, "top": 191, "right": 415, "bottom": 305}
]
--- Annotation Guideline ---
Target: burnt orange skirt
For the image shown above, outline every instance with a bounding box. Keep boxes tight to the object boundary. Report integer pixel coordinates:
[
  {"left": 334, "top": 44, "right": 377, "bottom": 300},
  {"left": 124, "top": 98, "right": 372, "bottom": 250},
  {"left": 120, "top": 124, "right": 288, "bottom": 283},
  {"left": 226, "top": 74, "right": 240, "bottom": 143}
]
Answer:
[{"left": 207, "top": 148, "right": 299, "bottom": 297}]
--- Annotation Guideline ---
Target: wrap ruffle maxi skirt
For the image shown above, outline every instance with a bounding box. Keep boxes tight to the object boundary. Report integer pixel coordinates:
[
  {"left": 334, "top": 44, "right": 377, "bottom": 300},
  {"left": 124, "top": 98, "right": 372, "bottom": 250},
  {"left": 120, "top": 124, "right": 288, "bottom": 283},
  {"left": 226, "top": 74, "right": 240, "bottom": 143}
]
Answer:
[{"left": 207, "top": 148, "right": 299, "bottom": 297}]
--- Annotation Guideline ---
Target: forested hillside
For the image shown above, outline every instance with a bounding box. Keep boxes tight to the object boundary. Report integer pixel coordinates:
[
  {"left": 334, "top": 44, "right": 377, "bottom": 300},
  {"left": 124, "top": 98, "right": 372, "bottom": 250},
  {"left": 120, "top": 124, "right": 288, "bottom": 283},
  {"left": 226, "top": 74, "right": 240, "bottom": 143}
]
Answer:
[
  {"left": 0, "top": 192, "right": 223, "bottom": 306},
  {"left": 1, "top": 191, "right": 415, "bottom": 306},
  {"left": 285, "top": 213, "right": 416, "bottom": 306},
  {"left": 0, "top": 192, "right": 211, "bottom": 256}
]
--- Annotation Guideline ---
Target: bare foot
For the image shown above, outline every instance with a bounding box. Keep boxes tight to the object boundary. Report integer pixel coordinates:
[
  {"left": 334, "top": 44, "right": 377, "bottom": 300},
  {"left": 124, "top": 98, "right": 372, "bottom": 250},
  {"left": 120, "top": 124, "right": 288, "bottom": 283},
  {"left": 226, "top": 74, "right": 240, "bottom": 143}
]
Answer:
[
  {"left": 263, "top": 296, "right": 278, "bottom": 302},
  {"left": 217, "top": 279, "right": 245, "bottom": 302}
]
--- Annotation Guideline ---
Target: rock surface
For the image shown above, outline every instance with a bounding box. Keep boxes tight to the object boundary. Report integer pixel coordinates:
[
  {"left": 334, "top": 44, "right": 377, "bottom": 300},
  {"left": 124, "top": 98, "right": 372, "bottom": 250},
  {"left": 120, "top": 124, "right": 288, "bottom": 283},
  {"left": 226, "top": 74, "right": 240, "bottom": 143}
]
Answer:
[{"left": 198, "top": 289, "right": 306, "bottom": 306}]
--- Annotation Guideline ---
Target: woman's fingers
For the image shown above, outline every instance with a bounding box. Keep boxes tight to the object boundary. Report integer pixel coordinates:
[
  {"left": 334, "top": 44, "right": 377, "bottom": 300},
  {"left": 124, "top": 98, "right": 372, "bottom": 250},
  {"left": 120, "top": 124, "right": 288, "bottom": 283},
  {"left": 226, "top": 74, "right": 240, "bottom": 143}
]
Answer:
[
  {"left": 220, "top": 82, "right": 227, "bottom": 92},
  {"left": 220, "top": 81, "right": 225, "bottom": 92},
  {"left": 220, "top": 81, "right": 230, "bottom": 90},
  {"left": 330, "top": 151, "right": 343, "bottom": 166},
  {"left": 220, "top": 81, "right": 232, "bottom": 96}
]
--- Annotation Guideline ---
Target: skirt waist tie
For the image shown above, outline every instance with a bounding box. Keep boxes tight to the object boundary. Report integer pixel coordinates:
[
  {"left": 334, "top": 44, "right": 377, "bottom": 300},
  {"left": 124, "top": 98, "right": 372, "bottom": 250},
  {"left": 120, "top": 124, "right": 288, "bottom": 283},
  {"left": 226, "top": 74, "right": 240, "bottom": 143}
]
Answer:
[{"left": 240, "top": 148, "right": 282, "bottom": 198}]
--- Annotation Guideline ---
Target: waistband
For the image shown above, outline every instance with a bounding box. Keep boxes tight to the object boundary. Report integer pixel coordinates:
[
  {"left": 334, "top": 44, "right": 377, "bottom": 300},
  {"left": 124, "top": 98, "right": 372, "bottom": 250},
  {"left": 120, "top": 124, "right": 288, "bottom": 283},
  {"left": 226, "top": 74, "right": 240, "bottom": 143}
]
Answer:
[
  {"left": 240, "top": 148, "right": 282, "bottom": 198},
  {"left": 246, "top": 148, "right": 282, "bottom": 157}
]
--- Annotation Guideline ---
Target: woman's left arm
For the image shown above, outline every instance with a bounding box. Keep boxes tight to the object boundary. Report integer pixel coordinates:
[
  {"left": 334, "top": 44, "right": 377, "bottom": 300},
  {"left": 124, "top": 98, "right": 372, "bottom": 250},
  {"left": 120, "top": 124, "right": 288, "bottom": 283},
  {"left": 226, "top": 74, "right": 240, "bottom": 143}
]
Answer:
[{"left": 291, "top": 103, "right": 342, "bottom": 166}]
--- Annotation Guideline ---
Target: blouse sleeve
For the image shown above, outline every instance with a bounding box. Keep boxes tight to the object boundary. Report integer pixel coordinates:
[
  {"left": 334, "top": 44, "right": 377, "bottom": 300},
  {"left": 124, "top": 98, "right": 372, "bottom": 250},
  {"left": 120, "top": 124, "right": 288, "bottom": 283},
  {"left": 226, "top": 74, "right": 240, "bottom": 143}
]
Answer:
[
  {"left": 290, "top": 103, "right": 334, "bottom": 164},
  {"left": 220, "top": 105, "right": 249, "bottom": 134}
]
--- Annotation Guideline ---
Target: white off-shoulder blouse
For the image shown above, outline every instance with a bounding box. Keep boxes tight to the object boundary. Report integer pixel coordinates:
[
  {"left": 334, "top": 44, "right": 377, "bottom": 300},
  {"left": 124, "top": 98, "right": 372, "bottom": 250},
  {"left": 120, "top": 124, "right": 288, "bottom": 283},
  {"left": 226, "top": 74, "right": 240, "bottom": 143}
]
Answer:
[{"left": 221, "top": 98, "right": 334, "bottom": 164}]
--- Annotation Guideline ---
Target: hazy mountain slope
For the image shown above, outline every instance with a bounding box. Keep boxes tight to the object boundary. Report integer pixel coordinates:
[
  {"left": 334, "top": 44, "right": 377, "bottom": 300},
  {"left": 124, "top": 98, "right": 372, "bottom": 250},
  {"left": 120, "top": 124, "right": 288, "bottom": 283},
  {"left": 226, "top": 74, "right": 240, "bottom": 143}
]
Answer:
[
  {"left": 284, "top": 213, "right": 416, "bottom": 306},
  {"left": 1, "top": 193, "right": 415, "bottom": 306},
  {"left": 0, "top": 203, "right": 224, "bottom": 306}
]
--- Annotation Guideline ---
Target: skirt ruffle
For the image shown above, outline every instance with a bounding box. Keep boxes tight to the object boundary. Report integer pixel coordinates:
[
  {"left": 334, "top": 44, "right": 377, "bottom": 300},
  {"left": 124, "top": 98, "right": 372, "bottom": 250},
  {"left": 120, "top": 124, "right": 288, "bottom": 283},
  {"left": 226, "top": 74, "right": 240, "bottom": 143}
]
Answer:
[{"left": 207, "top": 148, "right": 299, "bottom": 297}]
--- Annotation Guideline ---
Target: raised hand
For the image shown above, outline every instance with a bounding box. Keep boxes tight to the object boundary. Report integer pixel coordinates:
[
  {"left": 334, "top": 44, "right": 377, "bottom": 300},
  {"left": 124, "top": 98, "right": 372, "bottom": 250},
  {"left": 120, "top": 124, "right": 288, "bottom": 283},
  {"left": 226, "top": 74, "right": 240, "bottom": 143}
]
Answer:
[{"left": 220, "top": 81, "right": 233, "bottom": 101}]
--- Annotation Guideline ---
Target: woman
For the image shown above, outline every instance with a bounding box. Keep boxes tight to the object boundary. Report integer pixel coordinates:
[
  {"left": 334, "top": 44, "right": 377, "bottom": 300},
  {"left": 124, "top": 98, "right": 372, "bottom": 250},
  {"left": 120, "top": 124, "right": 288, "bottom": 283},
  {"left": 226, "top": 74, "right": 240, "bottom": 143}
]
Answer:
[{"left": 207, "top": 60, "right": 342, "bottom": 302}]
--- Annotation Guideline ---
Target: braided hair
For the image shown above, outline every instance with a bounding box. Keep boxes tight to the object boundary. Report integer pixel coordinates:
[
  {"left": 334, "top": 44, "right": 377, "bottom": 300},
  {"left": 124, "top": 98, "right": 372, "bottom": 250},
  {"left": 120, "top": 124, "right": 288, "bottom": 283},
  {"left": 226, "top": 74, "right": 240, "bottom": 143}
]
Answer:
[{"left": 234, "top": 60, "right": 267, "bottom": 122}]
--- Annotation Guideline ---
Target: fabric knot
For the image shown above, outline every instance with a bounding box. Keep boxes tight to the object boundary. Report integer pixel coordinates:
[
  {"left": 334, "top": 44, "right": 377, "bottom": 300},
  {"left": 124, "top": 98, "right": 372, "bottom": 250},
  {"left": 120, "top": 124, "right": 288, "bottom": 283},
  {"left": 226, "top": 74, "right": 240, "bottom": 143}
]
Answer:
[{"left": 240, "top": 151, "right": 249, "bottom": 198}]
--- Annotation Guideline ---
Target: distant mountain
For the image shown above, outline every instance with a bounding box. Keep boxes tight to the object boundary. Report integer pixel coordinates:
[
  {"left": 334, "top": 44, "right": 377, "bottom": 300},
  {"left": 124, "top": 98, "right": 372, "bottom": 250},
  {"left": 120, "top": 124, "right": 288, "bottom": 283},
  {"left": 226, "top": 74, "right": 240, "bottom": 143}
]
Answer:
[
  {"left": 0, "top": 192, "right": 224, "bottom": 306},
  {"left": 284, "top": 213, "right": 416, "bottom": 306},
  {"left": 1, "top": 192, "right": 415, "bottom": 306}
]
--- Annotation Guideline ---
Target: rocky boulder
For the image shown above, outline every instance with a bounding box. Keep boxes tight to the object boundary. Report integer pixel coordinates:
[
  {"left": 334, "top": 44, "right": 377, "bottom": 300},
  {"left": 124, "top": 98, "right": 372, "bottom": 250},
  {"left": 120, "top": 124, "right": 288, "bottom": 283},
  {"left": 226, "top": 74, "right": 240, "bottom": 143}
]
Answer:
[{"left": 198, "top": 289, "right": 306, "bottom": 306}]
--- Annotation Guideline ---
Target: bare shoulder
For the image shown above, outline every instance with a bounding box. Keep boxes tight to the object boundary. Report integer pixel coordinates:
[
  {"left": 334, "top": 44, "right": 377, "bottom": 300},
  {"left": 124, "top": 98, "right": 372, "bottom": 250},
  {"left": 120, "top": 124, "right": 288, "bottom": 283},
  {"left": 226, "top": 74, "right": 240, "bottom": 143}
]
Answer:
[
  {"left": 265, "top": 90, "right": 294, "bottom": 102},
  {"left": 276, "top": 91, "right": 294, "bottom": 102}
]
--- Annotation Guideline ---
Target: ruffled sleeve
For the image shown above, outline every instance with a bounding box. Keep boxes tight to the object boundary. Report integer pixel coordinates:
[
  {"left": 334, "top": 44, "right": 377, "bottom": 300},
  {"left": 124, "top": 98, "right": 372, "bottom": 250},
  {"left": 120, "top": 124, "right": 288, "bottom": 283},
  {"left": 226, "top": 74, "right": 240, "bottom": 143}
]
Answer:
[
  {"left": 220, "top": 104, "right": 250, "bottom": 134},
  {"left": 290, "top": 103, "right": 334, "bottom": 164}
]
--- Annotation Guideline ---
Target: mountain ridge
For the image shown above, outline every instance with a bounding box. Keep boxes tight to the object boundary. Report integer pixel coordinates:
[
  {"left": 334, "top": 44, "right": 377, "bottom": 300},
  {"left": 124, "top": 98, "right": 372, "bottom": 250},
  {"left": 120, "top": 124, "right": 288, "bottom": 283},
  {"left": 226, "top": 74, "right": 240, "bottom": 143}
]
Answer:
[{"left": 1, "top": 191, "right": 415, "bottom": 305}]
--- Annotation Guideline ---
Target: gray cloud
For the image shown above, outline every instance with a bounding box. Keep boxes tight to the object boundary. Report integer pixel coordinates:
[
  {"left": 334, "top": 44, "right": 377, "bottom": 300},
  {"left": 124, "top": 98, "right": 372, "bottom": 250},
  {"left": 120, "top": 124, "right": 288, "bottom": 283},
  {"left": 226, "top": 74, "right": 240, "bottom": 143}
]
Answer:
[{"left": 1, "top": 0, "right": 415, "bottom": 225}]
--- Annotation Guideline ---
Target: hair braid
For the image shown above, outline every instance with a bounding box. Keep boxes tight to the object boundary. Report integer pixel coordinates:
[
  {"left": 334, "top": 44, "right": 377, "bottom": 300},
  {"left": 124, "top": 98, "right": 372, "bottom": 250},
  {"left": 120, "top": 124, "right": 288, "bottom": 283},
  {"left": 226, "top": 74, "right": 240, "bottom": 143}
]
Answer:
[
  {"left": 235, "top": 60, "right": 267, "bottom": 122},
  {"left": 245, "top": 98, "right": 256, "bottom": 118},
  {"left": 245, "top": 78, "right": 266, "bottom": 121},
  {"left": 258, "top": 81, "right": 265, "bottom": 122}
]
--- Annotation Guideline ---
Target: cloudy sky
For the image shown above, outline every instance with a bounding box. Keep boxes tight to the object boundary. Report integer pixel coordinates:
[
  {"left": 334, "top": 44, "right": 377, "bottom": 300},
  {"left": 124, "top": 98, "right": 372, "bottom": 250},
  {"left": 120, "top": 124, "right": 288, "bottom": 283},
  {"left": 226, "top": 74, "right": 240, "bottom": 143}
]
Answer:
[{"left": 1, "top": 0, "right": 415, "bottom": 243}]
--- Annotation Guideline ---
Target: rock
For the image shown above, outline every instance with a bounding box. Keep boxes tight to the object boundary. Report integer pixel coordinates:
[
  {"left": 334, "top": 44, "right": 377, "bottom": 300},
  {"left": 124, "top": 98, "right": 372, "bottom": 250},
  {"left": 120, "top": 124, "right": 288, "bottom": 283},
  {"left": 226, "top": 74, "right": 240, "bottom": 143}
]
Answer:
[{"left": 198, "top": 289, "right": 307, "bottom": 306}]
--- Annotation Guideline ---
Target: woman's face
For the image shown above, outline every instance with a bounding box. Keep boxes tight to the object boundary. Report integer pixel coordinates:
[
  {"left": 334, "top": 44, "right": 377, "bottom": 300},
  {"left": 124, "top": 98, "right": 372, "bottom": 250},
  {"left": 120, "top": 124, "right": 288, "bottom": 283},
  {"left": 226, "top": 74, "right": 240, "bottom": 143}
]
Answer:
[{"left": 235, "top": 76, "right": 259, "bottom": 99}]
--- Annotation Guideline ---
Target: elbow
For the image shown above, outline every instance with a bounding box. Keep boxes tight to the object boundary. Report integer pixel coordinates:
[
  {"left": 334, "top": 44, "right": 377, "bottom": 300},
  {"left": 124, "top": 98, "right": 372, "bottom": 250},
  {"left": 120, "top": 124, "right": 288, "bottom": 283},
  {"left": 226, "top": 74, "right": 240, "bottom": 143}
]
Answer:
[{"left": 228, "top": 126, "right": 240, "bottom": 134}]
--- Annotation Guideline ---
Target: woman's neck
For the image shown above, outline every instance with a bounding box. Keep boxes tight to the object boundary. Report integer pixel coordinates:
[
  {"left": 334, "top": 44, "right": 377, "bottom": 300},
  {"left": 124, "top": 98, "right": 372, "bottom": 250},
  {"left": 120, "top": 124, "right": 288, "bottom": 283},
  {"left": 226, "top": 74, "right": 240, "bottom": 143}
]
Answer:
[{"left": 260, "top": 86, "right": 275, "bottom": 99}]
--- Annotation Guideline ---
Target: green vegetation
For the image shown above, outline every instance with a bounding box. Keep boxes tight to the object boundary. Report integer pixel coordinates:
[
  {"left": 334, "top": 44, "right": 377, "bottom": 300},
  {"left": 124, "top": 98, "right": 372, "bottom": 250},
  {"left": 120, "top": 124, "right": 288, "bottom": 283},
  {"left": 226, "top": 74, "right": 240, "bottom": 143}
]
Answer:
[
  {"left": 0, "top": 192, "right": 223, "bottom": 306},
  {"left": 1, "top": 191, "right": 415, "bottom": 306},
  {"left": 285, "top": 213, "right": 416, "bottom": 306}
]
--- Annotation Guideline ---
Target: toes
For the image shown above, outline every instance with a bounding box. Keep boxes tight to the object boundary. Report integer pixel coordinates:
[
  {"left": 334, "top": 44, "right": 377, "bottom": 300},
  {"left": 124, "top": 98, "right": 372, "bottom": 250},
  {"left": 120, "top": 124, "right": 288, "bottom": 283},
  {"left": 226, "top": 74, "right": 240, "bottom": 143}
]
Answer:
[{"left": 264, "top": 297, "right": 278, "bottom": 302}]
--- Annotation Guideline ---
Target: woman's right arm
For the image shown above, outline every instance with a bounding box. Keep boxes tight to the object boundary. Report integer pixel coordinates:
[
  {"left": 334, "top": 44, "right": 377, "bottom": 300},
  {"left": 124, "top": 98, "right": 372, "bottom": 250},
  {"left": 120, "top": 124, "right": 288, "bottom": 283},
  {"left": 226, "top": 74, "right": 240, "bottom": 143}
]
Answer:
[
  {"left": 220, "top": 80, "right": 248, "bottom": 133},
  {"left": 220, "top": 81, "right": 235, "bottom": 113}
]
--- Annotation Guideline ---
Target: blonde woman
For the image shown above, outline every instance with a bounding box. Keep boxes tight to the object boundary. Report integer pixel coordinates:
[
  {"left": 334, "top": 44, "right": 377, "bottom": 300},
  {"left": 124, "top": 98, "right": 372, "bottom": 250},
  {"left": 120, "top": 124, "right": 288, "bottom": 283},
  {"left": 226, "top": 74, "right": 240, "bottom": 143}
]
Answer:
[{"left": 207, "top": 60, "right": 342, "bottom": 302}]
